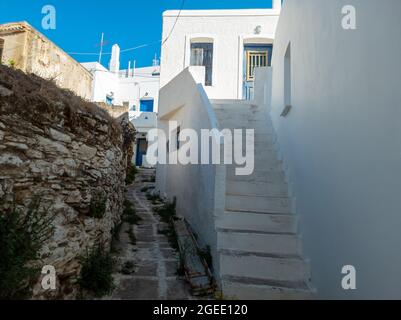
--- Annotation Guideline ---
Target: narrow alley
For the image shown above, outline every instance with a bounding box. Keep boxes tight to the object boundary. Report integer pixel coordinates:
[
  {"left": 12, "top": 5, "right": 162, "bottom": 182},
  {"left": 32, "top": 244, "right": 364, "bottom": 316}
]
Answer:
[{"left": 109, "top": 169, "right": 194, "bottom": 300}]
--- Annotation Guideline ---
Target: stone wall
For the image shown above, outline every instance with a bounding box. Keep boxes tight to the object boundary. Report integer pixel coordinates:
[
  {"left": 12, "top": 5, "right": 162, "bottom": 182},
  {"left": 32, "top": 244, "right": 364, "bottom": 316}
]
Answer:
[{"left": 0, "top": 65, "right": 134, "bottom": 299}]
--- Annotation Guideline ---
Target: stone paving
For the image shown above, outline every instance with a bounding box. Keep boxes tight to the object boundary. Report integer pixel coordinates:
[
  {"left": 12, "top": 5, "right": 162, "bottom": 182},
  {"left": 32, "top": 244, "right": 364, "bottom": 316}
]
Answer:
[{"left": 108, "top": 168, "right": 194, "bottom": 300}]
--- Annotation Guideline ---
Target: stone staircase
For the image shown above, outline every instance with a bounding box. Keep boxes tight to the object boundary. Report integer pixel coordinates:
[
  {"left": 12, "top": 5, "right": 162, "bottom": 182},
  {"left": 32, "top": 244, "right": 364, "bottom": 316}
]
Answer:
[{"left": 211, "top": 99, "right": 315, "bottom": 300}]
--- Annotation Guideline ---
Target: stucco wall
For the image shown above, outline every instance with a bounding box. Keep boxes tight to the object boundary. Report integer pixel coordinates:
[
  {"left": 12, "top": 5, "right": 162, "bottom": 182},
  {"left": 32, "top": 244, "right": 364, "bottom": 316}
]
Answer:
[
  {"left": 82, "top": 63, "right": 160, "bottom": 119},
  {"left": 267, "top": 0, "right": 401, "bottom": 299},
  {"left": 0, "top": 22, "right": 93, "bottom": 100},
  {"left": 156, "top": 67, "right": 225, "bottom": 278},
  {"left": 160, "top": 9, "right": 280, "bottom": 99}
]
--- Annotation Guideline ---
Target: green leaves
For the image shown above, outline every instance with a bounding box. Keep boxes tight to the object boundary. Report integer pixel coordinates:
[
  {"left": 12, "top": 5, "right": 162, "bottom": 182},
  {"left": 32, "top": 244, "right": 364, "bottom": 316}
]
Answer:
[
  {"left": 0, "top": 198, "right": 55, "bottom": 299},
  {"left": 77, "top": 244, "right": 114, "bottom": 298}
]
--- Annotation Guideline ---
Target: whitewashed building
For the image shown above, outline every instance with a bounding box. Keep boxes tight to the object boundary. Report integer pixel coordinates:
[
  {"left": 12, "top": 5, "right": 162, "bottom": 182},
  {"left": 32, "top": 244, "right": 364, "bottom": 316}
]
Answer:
[
  {"left": 160, "top": 3, "right": 281, "bottom": 100},
  {"left": 156, "top": 0, "right": 401, "bottom": 299},
  {"left": 82, "top": 45, "right": 160, "bottom": 167}
]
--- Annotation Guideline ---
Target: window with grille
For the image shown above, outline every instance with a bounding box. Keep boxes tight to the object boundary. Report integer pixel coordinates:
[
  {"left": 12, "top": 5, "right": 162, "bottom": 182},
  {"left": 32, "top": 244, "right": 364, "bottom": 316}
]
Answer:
[
  {"left": 246, "top": 51, "right": 269, "bottom": 81},
  {"left": 190, "top": 42, "right": 213, "bottom": 86}
]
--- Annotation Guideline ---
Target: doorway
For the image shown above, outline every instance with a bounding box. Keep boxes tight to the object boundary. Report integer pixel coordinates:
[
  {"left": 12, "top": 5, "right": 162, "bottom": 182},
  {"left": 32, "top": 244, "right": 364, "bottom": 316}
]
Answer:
[
  {"left": 243, "top": 44, "right": 273, "bottom": 100},
  {"left": 136, "top": 138, "right": 148, "bottom": 167}
]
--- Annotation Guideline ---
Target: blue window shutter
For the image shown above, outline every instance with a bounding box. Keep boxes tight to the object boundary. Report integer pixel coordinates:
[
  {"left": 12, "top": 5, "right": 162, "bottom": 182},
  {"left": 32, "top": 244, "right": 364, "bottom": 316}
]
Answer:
[{"left": 140, "top": 99, "right": 154, "bottom": 112}]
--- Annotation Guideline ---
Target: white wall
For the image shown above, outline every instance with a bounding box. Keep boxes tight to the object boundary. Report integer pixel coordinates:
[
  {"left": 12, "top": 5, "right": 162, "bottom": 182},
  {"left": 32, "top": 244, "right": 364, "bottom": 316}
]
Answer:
[
  {"left": 156, "top": 67, "right": 226, "bottom": 277},
  {"left": 81, "top": 63, "right": 160, "bottom": 117},
  {"left": 81, "top": 62, "right": 119, "bottom": 103},
  {"left": 267, "top": 0, "right": 401, "bottom": 299},
  {"left": 160, "top": 9, "right": 280, "bottom": 99}
]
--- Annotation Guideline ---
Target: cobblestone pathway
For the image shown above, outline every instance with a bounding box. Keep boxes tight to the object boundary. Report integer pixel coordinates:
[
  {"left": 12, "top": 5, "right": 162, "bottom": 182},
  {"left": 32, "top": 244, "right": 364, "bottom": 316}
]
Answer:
[{"left": 109, "top": 168, "right": 193, "bottom": 300}]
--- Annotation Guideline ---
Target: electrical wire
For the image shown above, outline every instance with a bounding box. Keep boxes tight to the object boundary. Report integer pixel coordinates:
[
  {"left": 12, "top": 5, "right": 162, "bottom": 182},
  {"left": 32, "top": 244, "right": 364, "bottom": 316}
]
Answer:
[
  {"left": 161, "top": 0, "right": 186, "bottom": 46},
  {"left": 68, "top": 0, "right": 187, "bottom": 56}
]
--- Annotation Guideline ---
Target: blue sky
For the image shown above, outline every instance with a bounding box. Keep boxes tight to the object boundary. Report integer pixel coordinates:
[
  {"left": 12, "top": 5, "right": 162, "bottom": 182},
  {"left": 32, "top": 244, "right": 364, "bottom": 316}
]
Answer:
[{"left": 0, "top": 0, "right": 273, "bottom": 68}]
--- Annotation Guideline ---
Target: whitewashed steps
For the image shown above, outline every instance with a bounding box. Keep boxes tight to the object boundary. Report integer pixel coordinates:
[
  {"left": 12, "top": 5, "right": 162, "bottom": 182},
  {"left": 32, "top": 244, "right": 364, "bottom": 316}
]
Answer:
[
  {"left": 227, "top": 169, "right": 286, "bottom": 183},
  {"left": 221, "top": 276, "right": 314, "bottom": 300},
  {"left": 226, "top": 180, "right": 288, "bottom": 197},
  {"left": 211, "top": 100, "right": 314, "bottom": 299},
  {"left": 220, "top": 250, "right": 310, "bottom": 282},
  {"left": 218, "top": 230, "right": 301, "bottom": 256},
  {"left": 226, "top": 194, "right": 292, "bottom": 214},
  {"left": 216, "top": 211, "right": 297, "bottom": 234}
]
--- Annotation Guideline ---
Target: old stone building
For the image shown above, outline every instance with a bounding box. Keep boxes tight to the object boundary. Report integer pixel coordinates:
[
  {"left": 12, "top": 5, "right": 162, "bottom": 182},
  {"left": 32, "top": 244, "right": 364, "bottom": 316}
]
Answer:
[{"left": 0, "top": 21, "right": 92, "bottom": 99}]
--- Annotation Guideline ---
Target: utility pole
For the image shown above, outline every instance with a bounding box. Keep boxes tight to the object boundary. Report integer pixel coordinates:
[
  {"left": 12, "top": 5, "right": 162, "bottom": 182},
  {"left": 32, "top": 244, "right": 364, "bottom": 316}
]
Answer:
[{"left": 98, "top": 32, "right": 104, "bottom": 64}]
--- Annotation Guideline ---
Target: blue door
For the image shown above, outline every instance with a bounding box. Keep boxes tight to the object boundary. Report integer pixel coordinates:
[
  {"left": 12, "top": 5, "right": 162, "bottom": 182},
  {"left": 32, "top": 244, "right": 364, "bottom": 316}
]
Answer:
[
  {"left": 140, "top": 99, "right": 154, "bottom": 112},
  {"left": 243, "top": 44, "right": 273, "bottom": 100},
  {"left": 135, "top": 139, "right": 148, "bottom": 167}
]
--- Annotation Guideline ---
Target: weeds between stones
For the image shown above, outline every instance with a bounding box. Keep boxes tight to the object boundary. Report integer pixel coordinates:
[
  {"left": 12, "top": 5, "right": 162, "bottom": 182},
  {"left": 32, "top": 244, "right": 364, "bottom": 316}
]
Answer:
[
  {"left": 120, "top": 261, "right": 135, "bottom": 275},
  {"left": 0, "top": 198, "right": 55, "bottom": 300},
  {"left": 122, "top": 200, "right": 142, "bottom": 225},
  {"left": 78, "top": 244, "right": 115, "bottom": 298},
  {"left": 127, "top": 227, "right": 137, "bottom": 245},
  {"left": 125, "top": 164, "right": 138, "bottom": 185}
]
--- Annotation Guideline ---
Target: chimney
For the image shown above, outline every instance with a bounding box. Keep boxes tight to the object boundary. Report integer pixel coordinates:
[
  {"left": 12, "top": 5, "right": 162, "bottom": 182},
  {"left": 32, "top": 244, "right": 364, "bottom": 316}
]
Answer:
[
  {"left": 109, "top": 44, "right": 120, "bottom": 73},
  {"left": 273, "top": 0, "right": 282, "bottom": 11},
  {"left": 127, "top": 61, "right": 131, "bottom": 77}
]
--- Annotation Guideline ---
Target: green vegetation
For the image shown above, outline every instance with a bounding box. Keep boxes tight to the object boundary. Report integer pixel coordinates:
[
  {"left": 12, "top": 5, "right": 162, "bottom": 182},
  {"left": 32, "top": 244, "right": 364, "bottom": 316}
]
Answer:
[
  {"left": 110, "top": 222, "right": 122, "bottom": 254},
  {"left": 89, "top": 195, "right": 107, "bottom": 219},
  {"left": 78, "top": 244, "right": 114, "bottom": 298},
  {"left": 120, "top": 261, "right": 135, "bottom": 275},
  {"left": 155, "top": 199, "right": 179, "bottom": 251},
  {"left": 0, "top": 198, "right": 55, "bottom": 300},
  {"left": 127, "top": 227, "right": 136, "bottom": 246},
  {"left": 122, "top": 200, "right": 142, "bottom": 225},
  {"left": 141, "top": 186, "right": 155, "bottom": 193},
  {"left": 154, "top": 198, "right": 177, "bottom": 224},
  {"left": 125, "top": 164, "right": 138, "bottom": 185}
]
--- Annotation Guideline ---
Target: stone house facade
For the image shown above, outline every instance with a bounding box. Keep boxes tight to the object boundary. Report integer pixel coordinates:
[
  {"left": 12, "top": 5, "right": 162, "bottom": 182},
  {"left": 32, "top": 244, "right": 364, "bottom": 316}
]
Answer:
[{"left": 0, "top": 21, "right": 92, "bottom": 100}]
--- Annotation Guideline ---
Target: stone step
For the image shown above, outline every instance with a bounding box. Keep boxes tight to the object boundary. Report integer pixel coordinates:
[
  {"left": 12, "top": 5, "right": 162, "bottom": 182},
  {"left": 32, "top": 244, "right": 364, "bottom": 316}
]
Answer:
[
  {"left": 225, "top": 154, "right": 282, "bottom": 170},
  {"left": 227, "top": 169, "right": 286, "bottom": 183},
  {"left": 221, "top": 276, "right": 314, "bottom": 300},
  {"left": 220, "top": 250, "right": 310, "bottom": 282},
  {"left": 216, "top": 211, "right": 297, "bottom": 234},
  {"left": 226, "top": 180, "right": 288, "bottom": 197},
  {"left": 220, "top": 135, "right": 277, "bottom": 150},
  {"left": 218, "top": 123, "right": 274, "bottom": 134},
  {"left": 218, "top": 230, "right": 301, "bottom": 256},
  {"left": 216, "top": 114, "right": 266, "bottom": 122},
  {"left": 212, "top": 99, "right": 254, "bottom": 107},
  {"left": 226, "top": 194, "right": 292, "bottom": 214},
  {"left": 228, "top": 163, "right": 283, "bottom": 176}
]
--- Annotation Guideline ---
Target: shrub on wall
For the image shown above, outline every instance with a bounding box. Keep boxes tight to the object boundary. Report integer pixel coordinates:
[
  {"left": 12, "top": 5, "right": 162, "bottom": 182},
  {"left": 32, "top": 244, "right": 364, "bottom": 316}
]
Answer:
[
  {"left": 88, "top": 194, "right": 107, "bottom": 219},
  {"left": 125, "top": 164, "right": 137, "bottom": 185},
  {"left": 0, "top": 198, "right": 55, "bottom": 300},
  {"left": 77, "top": 244, "right": 114, "bottom": 298}
]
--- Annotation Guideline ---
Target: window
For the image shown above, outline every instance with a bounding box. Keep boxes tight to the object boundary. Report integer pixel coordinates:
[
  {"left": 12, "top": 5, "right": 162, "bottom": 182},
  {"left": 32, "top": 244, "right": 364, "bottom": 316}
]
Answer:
[
  {"left": 284, "top": 43, "right": 291, "bottom": 107},
  {"left": 140, "top": 99, "right": 154, "bottom": 112},
  {"left": 106, "top": 92, "right": 114, "bottom": 106},
  {"left": 190, "top": 42, "right": 213, "bottom": 86},
  {"left": 0, "top": 38, "right": 4, "bottom": 64},
  {"left": 246, "top": 51, "right": 268, "bottom": 81}
]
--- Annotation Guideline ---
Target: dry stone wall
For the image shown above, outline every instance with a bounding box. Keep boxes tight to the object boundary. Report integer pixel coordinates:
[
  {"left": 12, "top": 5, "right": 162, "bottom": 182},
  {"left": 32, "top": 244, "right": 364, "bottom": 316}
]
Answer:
[{"left": 0, "top": 65, "right": 134, "bottom": 299}]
